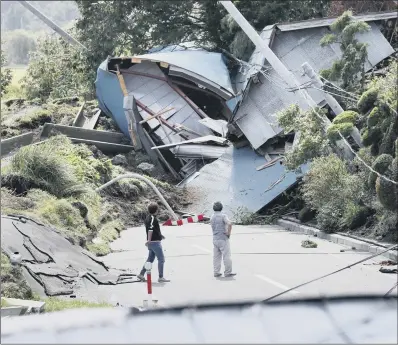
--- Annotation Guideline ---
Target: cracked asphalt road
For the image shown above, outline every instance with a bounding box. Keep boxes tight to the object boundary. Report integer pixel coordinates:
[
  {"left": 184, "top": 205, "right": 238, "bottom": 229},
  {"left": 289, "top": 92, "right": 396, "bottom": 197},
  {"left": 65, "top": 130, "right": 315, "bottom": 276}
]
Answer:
[{"left": 88, "top": 223, "right": 397, "bottom": 307}]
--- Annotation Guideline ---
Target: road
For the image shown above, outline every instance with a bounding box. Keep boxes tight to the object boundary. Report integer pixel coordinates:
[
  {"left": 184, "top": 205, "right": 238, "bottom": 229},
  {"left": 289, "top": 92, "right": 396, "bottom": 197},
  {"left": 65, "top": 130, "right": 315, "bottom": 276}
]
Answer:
[{"left": 93, "top": 223, "right": 397, "bottom": 307}]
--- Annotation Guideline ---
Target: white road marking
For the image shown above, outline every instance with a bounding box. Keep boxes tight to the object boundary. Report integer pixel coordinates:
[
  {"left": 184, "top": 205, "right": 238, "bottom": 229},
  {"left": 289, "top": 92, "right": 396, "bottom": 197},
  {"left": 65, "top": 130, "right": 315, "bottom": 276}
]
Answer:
[
  {"left": 192, "top": 244, "right": 211, "bottom": 253},
  {"left": 255, "top": 274, "right": 300, "bottom": 294}
]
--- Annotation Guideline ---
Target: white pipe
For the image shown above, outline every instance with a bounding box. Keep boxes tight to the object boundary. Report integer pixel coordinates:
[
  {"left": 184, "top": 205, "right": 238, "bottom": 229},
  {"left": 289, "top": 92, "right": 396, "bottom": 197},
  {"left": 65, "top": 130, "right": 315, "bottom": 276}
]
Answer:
[{"left": 95, "top": 173, "right": 179, "bottom": 220}]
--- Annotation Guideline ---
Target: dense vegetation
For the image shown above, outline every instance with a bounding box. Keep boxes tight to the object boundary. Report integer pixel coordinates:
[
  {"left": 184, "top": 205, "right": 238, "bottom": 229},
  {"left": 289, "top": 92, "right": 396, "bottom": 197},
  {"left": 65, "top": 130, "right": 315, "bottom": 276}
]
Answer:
[{"left": 276, "top": 12, "right": 397, "bottom": 241}]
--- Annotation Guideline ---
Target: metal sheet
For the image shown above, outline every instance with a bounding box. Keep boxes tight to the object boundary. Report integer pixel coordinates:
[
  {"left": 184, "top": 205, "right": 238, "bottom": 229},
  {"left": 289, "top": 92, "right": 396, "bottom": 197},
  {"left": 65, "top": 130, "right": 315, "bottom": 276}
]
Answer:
[
  {"left": 276, "top": 12, "right": 397, "bottom": 31},
  {"left": 198, "top": 118, "right": 228, "bottom": 136},
  {"left": 134, "top": 50, "right": 235, "bottom": 95},
  {"left": 152, "top": 135, "right": 228, "bottom": 150},
  {"left": 185, "top": 146, "right": 308, "bottom": 219},
  {"left": 172, "top": 144, "right": 229, "bottom": 159}
]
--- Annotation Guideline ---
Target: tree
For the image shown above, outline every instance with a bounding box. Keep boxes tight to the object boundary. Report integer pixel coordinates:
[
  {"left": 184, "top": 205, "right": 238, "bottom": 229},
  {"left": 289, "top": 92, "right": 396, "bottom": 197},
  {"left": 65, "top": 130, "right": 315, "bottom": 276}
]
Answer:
[
  {"left": 319, "top": 11, "right": 370, "bottom": 93},
  {"left": 1, "top": 47, "right": 12, "bottom": 96},
  {"left": 2, "top": 30, "right": 36, "bottom": 65},
  {"left": 22, "top": 34, "right": 90, "bottom": 100}
]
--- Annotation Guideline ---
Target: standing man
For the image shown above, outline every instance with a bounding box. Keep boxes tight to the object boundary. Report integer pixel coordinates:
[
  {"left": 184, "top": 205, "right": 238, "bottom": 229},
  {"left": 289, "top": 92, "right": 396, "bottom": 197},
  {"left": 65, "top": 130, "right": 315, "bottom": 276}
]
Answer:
[
  {"left": 137, "top": 202, "right": 170, "bottom": 283},
  {"left": 210, "top": 201, "right": 236, "bottom": 278}
]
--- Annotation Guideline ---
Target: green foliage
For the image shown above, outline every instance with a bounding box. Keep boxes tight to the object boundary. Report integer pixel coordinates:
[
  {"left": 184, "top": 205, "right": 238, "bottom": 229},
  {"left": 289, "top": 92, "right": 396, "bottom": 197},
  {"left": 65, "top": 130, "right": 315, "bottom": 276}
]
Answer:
[
  {"left": 17, "top": 109, "right": 52, "bottom": 128},
  {"left": 320, "top": 11, "right": 370, "bottom": 92},
  {"left": 298, "top": 206, "right": 316, "bottom": 223},
  {"left": 1, "top": 47, "right": 12, "bottom": 95},
  {"left": 86, "top": 242, "right": 111, "bottom": 257},
  {"left": 342, "top": 203, "right": 371, "bottom": 230},
  {"left": 43, "top": 298, "right": 112, "bottom": 313},
  {"left": 22, "top": 35, "right": 91, "bottom": 101},
  {"left": 98, "top": 220, "right": 123, "bottom": 242},
  {"left": 327, "top": 122, "right": 353, "bottom": 143},
  {"left": 333, "top": 110, "right": 358, "bottom": 125},
  {"left": 376, "top": 176, "right": 397, "bottom": 211},
  {"left": 367, "top": 107, "right": 382, "bottom": 127},
  {"left": 37, "top": 197, "right": 89, "bottom": 245},
  {"left": 357, "top": 88, "right": 378, "bottom": 113},
  {"left": 7, "top": 141, "right": 85, "bottom": 198},
  {"left": 277, "top": 105, "right": 329, "bottom": 169},
  {"left": 372, "top": 154, "right": 393, "bottom": 174},
  {"left": 301, "top": 154, "right": 364, "bottom": 232},
  {"left": 1, "top": 252, "right": 33, "bottom": 300}
]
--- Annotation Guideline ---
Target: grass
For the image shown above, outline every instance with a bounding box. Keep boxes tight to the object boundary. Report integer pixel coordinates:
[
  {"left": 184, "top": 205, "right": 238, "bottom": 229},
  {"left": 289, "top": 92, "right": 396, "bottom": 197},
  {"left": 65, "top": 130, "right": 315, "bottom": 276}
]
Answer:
[
  {"left": 3, "top": 65, "right": 27, "bottom": 100},
  {"left": 1, "top": 298, "right": 10, "bottom": 308},
  {"left": 43, "top": 297, "right": 112, "bottom": 313}
]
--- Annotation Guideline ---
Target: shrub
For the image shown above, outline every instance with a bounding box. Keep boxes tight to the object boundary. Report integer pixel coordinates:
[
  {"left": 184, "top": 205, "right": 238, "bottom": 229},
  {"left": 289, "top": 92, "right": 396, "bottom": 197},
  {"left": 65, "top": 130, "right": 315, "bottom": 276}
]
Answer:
[
  {"left": 316, "top": 204, "right": 342, "bottom": 233},
  {"left": 372, "top": 154, "right": 393, "bottom": 174},
  {"left": 357, "top": 88, "right": 378, "bottom": 113},
  {"left": 376, "top": 176, "right": 397, "bottom": 211},
  {"left": 298, "top": 207, "right": 316, "bottom": 223},
  {"left": 86, "top": 242, "right": 111, "bottom": 257},
  {"left": 301, "top": 240, "right": 318, "bottom": 248},
  {"left": 342, "top": 203, "right": 371, "bottom": 230},
  {"left": 327, "top": 122, "right": 354, "bottom": 142},
  {"left": 333, "top": 110, "right": 359, "bottom": 125},
  {"left": 367, "top": 107, "right": 382, "bottom": 127},
  {"left": 98, "top": 220, "right": 123, "bottom": 242},
  {"left": 362, "top": 127, "right": 382, "bottom": 148}
]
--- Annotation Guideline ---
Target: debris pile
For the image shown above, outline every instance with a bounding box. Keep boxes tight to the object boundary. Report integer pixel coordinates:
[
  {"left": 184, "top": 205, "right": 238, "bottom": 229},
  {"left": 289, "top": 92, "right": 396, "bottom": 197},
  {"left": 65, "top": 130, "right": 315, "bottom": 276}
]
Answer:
[{"left": 95, "top": 13, "right": 395, "bottom": 218}]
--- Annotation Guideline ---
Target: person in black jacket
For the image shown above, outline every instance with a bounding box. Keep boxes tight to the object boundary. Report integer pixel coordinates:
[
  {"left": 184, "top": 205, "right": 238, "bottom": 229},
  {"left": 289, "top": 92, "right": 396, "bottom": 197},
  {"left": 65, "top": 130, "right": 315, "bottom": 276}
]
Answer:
[{"left": 137, "top": 202, "right": 170, "bottom": 283}]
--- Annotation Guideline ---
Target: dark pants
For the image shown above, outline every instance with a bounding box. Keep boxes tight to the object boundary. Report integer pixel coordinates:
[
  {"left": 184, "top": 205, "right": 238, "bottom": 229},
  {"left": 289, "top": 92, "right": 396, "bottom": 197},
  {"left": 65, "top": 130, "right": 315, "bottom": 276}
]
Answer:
[{"left": 139, "top": 241, "right": 165, "bottom": 278}]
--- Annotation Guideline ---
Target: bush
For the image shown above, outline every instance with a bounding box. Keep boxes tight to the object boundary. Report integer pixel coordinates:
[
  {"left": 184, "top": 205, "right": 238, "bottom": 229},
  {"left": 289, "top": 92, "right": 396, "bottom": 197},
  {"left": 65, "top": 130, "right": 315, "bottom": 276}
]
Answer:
[
  {"left": 86, "top": 242, "right": 111, "bottom": 257},
  {"left": 367, "top": 107, "right": 382, "bottom": 127},
  {"left": 316, "top": 204, "right": 342, "bottom": 233},
  {"left": 357, "top": 88, "right": 378, "bottom": 113},
  {"left": 333, "top": 110, "right": 359, "bottom": 125},
  {"left": 342, "top": 203, "right": 371, "bottom": 230},
  {"left": 327, "top": 122, "right": 354, "bottom": 142},
  {"left": 372, "top": 154, "right": 393, "bottom": 174},
  {"left": 298, "top": 207, "right": 316, "bottom": 223},
  {"left": 98, "top": 220, "right": 123, "bottom": 242},
  {"left": 376, "top": 176, "right": 397, "bottom": 211},
  {"left": 361, "top": 127, "right": 383, "bottom": 148}
]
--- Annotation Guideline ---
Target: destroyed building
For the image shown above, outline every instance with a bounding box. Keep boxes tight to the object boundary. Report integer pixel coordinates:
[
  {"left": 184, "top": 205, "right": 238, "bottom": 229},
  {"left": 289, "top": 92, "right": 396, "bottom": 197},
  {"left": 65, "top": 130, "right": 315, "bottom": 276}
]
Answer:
[{"left": 95, "top": 12, "right": 396, "bottom": 218}]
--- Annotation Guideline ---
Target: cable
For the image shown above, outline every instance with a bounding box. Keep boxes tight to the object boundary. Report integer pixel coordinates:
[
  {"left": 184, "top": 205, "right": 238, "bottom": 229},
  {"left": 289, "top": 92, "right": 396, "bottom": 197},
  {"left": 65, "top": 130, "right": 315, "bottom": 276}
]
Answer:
[
  {"left": 384, "top": 282, "right": 398, "bottom": 296},
  {"left": 308, "top": 85, "right": 359, "bottom": 103},
  {"left": 263, "top": 244, "right": 398, "bottom": 302},
  {"left": 261, "top": 62, "right": 398, "bottom": 186}
]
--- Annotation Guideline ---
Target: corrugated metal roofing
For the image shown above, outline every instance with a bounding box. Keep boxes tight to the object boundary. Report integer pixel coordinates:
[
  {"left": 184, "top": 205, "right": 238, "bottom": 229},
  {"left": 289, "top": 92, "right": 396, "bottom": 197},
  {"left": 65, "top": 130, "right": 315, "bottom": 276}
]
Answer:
[
  {"left": 235, "top": 21, "right": 394, "bottom": 150},
  {"left": 133, "top": 50, "right": 235, "bottom": 96},
  {"left": 185, "top": 146, "right": 308, "bottom": 219},
  {"left": 276, "top": 11, "right": 397, "bottom": 31}
]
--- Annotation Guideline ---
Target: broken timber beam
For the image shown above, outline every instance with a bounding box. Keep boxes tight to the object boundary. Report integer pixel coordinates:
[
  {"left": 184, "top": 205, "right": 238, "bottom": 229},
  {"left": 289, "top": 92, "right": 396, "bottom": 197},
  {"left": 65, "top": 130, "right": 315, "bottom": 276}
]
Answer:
[
  {"left": 116, "top": 65, "right": 140, "bottom": 148},
  {"left": 135, "top": 99, "right": 189, "bottom": 140},
  {"left": 139, "top": 107, "right": 175, "bottom": 125}
]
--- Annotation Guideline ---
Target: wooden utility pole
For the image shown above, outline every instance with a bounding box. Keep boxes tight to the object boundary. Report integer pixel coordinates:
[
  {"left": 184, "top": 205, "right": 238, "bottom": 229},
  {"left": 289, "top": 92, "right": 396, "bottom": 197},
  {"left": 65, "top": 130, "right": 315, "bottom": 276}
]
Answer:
[
  {"left": 18, "top": 1, "right": 87, "bottom": 51},
  {"left": 219, "top": 1, "right": 353, "bottom": 159}
]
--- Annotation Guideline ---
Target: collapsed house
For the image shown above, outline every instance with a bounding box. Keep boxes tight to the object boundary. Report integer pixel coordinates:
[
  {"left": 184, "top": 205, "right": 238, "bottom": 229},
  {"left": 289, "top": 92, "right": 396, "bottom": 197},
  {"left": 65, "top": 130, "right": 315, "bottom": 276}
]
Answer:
[{"left": 95, "top": 12, "right": 396, "bottom": 218}]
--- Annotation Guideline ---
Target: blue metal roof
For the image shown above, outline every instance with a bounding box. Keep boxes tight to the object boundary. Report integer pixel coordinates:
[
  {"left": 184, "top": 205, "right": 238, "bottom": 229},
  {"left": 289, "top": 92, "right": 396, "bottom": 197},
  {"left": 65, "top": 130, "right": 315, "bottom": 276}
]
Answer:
[{"left": 185, "top": 146, "right": 309, "bottom": 219}]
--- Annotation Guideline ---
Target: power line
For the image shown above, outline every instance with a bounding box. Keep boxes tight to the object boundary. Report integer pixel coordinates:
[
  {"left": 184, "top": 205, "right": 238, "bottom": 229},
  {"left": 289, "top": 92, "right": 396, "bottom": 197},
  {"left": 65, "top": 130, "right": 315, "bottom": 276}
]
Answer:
[
  {"left": 308, "top": 85, "right": 360, "bottom": 103},
  {"left": 263, "top": 244, "right": 398, "bottom": 302},
  {"left": 261, "top": 65, "right": 398, "bottom": 186},
  {"left": 384, "top": 282, "right": 398, "bottom": 296}
]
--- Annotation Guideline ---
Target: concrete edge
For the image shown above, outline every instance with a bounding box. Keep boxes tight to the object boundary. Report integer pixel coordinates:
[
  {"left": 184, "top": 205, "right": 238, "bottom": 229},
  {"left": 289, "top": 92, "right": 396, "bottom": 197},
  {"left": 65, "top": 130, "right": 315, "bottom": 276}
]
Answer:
[
  {"left": 1, "top": 132, "right": 34, "bottom": 157},
  {"left": 277, "top": 219, "right": 398, "bottom": 262}
]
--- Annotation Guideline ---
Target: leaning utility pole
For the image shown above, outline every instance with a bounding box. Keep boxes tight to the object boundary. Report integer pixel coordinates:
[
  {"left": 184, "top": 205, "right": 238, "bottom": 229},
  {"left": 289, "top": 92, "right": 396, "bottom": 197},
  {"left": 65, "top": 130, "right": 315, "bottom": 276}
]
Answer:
[
  {"left": 219, "top": 1, "right": 353, "bottom": 159},
  {"left": 18, "top": 0, "right": 87, "bottom": 51}
]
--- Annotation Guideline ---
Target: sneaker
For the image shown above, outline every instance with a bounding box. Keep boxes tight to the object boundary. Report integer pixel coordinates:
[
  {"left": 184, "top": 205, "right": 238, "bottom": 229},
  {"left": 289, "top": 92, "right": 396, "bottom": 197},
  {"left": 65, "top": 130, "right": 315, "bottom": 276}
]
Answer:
[
  {"left": 224, "top": 273, "right": 237, "bottom": 277},
  {"left": 158, "top": 277, "right": 170, "bottom": 283},
  {"left": 136, "top": 274, "right": 146, "bottom": 282},
  {"left": 214, "top": 273, "right": 222, "bottom": 277}
]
